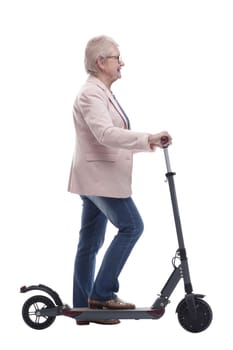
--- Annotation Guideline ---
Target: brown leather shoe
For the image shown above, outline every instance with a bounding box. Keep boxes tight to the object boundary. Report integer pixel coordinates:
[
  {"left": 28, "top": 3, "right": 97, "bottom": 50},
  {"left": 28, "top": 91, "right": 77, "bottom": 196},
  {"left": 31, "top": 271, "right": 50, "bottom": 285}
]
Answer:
[
  {"left": 76, "top": 319, "right": 120, "bottom": 325},
  {"left": 88, "top": 296, "right": 135, "bottom": 309}
]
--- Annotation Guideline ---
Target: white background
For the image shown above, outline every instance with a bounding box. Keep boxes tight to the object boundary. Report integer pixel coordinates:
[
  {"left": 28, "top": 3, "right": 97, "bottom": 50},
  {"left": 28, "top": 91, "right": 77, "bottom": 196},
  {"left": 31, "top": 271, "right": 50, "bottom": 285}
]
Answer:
[{"left": 0, "top": 0, "right": 232, "bottom": 348}]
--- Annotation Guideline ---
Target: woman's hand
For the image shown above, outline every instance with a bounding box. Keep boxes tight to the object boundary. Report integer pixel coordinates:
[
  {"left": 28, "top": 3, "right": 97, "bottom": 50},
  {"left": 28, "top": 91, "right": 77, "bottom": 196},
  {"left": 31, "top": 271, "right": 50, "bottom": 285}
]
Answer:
[{"left": 148, "top": 131, "right": 172, "bottom": 149}]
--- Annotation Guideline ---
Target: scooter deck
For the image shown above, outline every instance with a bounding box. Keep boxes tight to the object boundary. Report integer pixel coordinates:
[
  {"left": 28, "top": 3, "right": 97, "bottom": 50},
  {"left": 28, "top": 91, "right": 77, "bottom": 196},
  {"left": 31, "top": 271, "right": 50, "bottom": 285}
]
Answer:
[{"left": 61, "top": 307, "right": 165, "bottom": 320}]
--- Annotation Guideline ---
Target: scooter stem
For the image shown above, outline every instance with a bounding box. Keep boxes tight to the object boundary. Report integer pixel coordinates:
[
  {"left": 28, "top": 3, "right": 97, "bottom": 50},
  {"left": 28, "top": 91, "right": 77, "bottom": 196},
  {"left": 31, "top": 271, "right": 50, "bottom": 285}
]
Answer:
[
  {"left": 161, "top": 142, "right": 193, "bottom": 295},
  {"left": 163, "top": 147, "right": 172, "bottom": 173}
]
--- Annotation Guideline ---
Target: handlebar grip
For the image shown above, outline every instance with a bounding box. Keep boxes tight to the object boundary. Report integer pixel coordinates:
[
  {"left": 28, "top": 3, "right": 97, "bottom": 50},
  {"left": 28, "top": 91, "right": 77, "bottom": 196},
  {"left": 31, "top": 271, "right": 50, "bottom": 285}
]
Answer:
[{"left": 161, "top": 136, "right": 170, "bottom": 147}]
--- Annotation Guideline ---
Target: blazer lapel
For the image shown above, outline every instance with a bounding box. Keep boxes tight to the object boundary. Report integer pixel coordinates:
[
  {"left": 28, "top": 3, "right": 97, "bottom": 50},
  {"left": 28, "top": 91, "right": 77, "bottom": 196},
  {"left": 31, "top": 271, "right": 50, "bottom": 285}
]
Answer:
[
  {"left": 108, "top": 92, "right": 123, "bottom": 114},
  {"left": 107, "top": 91, "right": 130, "bottom": 129},
  {"left": 87, "top": 75, "right": 130, "bottom": 129}
]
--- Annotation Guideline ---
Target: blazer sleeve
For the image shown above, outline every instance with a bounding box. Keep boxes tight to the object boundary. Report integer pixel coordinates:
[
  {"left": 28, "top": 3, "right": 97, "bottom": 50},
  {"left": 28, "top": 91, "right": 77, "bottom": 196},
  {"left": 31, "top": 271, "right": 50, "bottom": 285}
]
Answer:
[{"left": 78, "top": 87, "right": 151, "bottom": 151}]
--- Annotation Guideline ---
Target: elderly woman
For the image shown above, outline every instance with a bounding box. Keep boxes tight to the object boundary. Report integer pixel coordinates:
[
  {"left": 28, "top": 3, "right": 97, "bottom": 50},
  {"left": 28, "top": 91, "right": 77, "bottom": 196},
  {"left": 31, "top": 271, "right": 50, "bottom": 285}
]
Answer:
[{"left": 68, "top": 35, "right": 172, "bottom": 325}]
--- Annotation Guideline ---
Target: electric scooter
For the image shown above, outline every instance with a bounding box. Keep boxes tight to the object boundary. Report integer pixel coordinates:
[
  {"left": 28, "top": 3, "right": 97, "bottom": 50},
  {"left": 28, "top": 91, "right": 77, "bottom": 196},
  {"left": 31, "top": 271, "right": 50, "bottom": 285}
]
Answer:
[{"left": 20, "top": 139, "right": 213, "bottom": 333}]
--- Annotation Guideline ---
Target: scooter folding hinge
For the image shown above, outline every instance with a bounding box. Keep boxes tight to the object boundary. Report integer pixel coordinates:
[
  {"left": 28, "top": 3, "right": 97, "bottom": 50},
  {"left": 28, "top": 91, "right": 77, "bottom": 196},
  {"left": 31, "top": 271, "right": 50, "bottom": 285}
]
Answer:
[
  {"left": 178, "top": 248, "right": 187, "bottom": 261},
  {"left": 152, "top": 295, "right": 170, "bottom": 309}
]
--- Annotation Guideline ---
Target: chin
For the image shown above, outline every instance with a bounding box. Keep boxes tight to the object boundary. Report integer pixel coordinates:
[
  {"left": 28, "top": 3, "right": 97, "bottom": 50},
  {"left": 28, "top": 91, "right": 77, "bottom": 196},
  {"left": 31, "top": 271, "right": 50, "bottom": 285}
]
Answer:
[
  {"left": 112, "top": 75, "right": 120, "bottom": 84},
  {"left": 117, "top": 72, "right": 122, "bottom": 79}
]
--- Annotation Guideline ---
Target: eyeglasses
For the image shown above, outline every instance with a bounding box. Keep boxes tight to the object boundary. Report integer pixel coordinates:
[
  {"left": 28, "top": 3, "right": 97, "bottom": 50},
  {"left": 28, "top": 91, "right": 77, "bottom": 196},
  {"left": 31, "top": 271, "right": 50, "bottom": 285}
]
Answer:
[{"left": 105, "top": 55, "right": 122, "bottom": 63}]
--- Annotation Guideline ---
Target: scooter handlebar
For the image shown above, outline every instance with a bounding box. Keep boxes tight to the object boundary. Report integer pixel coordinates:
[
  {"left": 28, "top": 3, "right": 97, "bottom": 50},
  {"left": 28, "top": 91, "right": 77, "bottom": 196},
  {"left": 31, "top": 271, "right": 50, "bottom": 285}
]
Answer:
[{"left": 161, "top": 136, "right": 170, "bottom": 148}]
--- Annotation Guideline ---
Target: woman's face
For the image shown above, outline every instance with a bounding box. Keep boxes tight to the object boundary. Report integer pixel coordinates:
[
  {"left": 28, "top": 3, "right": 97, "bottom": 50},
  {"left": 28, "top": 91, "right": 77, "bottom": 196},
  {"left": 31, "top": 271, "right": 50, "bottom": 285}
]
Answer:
[{"left": 99, "top": 45, "right": 125, "bottom": 85}]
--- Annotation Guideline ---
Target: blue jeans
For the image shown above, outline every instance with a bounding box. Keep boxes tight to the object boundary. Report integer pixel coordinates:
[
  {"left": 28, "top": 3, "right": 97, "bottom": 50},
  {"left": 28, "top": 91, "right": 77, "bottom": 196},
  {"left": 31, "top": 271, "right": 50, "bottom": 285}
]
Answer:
[{"left": 73, "top": 195, "right": 144, "bottom": 307}]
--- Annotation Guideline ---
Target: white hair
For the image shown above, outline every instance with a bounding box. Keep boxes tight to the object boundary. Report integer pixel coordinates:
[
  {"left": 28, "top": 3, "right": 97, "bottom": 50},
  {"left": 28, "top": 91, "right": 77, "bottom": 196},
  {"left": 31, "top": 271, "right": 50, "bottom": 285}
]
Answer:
[{"left": 84, "top": 35, "right": 119, "bottom": 75}]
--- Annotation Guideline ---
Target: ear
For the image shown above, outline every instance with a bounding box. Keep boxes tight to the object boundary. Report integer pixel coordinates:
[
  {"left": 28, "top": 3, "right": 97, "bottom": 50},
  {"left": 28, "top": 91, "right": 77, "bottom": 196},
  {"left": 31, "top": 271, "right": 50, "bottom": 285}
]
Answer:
[{"left": 96, "top": 56, "right": 105, "bottom": 71}]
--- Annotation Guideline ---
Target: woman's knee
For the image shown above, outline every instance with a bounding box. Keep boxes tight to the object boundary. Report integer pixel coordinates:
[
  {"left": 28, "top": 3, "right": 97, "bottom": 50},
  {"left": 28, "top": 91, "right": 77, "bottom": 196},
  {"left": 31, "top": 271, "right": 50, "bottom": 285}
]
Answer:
[
  {"left": 121, "top": 216, "right": 144, "bottom": 238},
  {"left": 135, "top": 216, "right": 144, "bottom": 237}
]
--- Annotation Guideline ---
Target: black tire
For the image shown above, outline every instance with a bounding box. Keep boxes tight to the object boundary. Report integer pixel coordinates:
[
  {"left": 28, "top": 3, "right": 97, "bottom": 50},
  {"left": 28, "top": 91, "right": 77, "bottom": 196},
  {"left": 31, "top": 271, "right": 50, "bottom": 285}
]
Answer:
[
  {"left": 22, "top": 295, "right": 56, "bottom": 330},
  {"left": 177, "top": 297, "right": 213, "bottom": 333}
]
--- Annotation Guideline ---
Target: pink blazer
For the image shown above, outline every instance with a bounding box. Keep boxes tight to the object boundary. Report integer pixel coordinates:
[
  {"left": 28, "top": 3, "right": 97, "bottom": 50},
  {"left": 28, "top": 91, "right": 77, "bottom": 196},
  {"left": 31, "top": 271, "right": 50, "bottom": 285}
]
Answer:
[{"left": 68, "top": 76, "right": 151, "bottom": 198}]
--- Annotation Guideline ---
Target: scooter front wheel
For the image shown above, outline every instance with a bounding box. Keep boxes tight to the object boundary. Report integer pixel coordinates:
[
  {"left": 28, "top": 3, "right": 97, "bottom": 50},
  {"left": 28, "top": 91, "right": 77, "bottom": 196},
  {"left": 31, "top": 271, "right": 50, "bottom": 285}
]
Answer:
[
  {"left": 176, "top": 297, "right": 213, "bottom": 333},
  {"left": 22, "top": 295, "right": 56, "bottom": 330}
]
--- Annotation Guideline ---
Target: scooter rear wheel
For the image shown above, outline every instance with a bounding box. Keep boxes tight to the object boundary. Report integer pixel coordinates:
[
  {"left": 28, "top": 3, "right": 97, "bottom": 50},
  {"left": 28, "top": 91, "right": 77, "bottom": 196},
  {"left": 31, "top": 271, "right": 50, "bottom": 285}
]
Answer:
[
  {"left": 22, "top": 295, "right": 56, "bottom": 330},
  {"left": 177, "top": 297, "right": 213, "bottom": 333}
]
